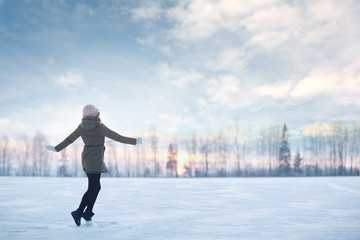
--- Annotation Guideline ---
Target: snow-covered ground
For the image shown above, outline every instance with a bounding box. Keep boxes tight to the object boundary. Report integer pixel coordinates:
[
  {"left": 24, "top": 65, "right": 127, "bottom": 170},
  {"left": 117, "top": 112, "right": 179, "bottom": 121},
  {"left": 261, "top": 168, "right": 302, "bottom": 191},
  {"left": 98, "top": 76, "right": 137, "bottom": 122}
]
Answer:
[{"left": 0, "top": 177, "right": 359, "bottom": 240}]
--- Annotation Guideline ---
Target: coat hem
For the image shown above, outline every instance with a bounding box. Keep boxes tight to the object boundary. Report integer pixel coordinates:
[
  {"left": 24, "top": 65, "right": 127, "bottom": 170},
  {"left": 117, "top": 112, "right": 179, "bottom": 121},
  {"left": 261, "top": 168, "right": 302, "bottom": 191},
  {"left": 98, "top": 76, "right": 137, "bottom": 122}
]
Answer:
[{"left": 83, "top": 170, "right": 108, "bottom": 174}]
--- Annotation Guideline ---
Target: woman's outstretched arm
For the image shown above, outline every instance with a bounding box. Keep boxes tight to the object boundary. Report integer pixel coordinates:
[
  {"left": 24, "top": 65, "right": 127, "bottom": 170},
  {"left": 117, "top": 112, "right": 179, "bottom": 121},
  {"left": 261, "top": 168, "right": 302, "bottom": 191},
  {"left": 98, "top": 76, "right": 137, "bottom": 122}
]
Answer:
[
  {"left": 54, "top": 126, "right": 81, "bottom": 152},
  {"left": 101, "top": 124, "right": 138, "bottom": 145}
]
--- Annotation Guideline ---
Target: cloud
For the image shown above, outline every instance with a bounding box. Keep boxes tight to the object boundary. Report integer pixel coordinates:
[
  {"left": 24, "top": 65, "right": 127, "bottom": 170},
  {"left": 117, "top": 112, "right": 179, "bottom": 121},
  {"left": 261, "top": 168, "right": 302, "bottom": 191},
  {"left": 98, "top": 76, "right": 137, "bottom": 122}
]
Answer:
[
  {"left": 164, "top": 0, "right": 356, "bottom": 58},
  {"left": 75, "top": 2, "right": 95, "bottom": 17},
  {"left": 248, "top": 55, "right": 360, "bottom": 105},
  {"left": 165, "top": 0, "right": 287, "bottom": 43},
  {"left": 210, "top": 47, "right": 247, "bottom": 73},
  {"left": 167, "top": 0, "right": 223, "bottom": 41},
  {"left": 157, "top": 63, "right": 203, "bottom": 87},
  {"left": 246, "top": 30, "right": 291, "bottom": 50},
  {"left": 253, "top": 80, "right": 294, "bottom": 99},
  {"left": 196, "top": 98, "right": 208, "bottom": 108},
  {"left": 290, "top": 71, "right": 338, "bottom": 99},
  {"left": 1, "top": 0, "right": 359, "bottom": 139},
  {"left": 301, "top": 121, "right": 345, "bottom": 137},
  {"left": 250, "top": 57, "right": 360, "bottom": 105},
  {"left": 200, "top": 55, "right": 360, "bottom": 113},
  {"left": 131, "top": 3, "right": 162, "bottom": 20},
  {"left": 0, "top": 118, "right": 10, "bottom": 126},
  {"left": 137, "top": 35, "right": 155, "bottom": 46},
  {"left": 290, "top": 60, "right": 360, "bottom": 101},
  {"left": 243, "top": 0, "right": 355, "bottom": 51},
  {"left": 157, "top": 112, "right": 194, "bottom": 134},
  {"left": 55, "top": 69, "right": 85, "bottom": 89},
  {"left": 306, "top": 0, "right": 346, "bottom": 23},
  {"left": 242, "top": 4, "right": 300, "bottom": 49},
  {"left": 203, "top": 75, "right": 292, "bottom": 111},
  {"left": 207, "top": 75, "right": 240, "bottom": 104},
  {"left": 299, "top": 1, "right": 348, "bottom": 45},
  {"left": 205, "top": 75, "right": 256, "bottom": 109}
]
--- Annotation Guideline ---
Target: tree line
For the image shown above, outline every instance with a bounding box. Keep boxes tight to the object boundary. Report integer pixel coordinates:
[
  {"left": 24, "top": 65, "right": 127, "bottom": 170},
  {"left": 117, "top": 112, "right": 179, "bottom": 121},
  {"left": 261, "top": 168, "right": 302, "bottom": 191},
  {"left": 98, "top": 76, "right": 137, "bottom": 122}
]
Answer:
[{"left": 0, "top": 121, "right": 359, "bottom": 177}]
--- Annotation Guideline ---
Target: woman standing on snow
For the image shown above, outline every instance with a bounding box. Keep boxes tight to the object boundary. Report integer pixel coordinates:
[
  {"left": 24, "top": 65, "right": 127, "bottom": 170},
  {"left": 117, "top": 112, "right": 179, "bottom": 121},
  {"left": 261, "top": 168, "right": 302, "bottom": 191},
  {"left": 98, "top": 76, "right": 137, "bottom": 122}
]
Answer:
[{"left": 45, "top": 104, "right": 142, "bottom": 226}]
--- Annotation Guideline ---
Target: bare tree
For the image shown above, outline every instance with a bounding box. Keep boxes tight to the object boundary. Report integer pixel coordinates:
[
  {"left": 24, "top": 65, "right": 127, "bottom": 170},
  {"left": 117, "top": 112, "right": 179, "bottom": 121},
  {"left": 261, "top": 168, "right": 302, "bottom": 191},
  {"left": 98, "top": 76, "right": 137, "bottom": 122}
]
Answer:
[
  {"left": 149, "top": 127, "right": 159, "bottom": 177},
  {"left": 327, "top": 122, "right": 347, "bottom": 176},
  {"left": 57, "top": 149, "right": 72, "bottom": 177},
  {"left": 338, "top": 123, "right": 348, "bottom": 176},
  {"left": 106, "top": 143, "right": 119, "bottom": 177},
  {"left": 212, "top": 130, "right": 229, "bottom": 177},
  {"left": 199, "top": 135, "right": 212, "bottom": 177},
  {"left": 257, "top": 128, "right": 268, "bottom": 176},
  {"left": 293, "top": 148, "right": 303, "bottom": 176},
  {"left": 349, "top": 124, "right": 360, "bottom": 175},
  {"left": 242, "top": 129, "right": 251, "bottom": 177},
  {"left": 135, "top": 138, "right": 142, "bottom": 177},
  {"left": 302, "top": 121, "right": 356, "bottom": 177},
  {"left": 32, "top": 132, "right": 50, "bottom": 176},
  {"left": 261, "top": 125, "right": 281, "bottom": 176},
  {"left": 3, "top": 118, "right": 360, "bottom": 178},
  {"left": 72, "top": 142, "right": 80, "bottom": 177},
  {"left": 0, "top": 135, "right": 11, "bottom": 176},
  {"left": 141, "top": 137, "right": 147, "bottom": 177},
  {"left": 184, "top": 131, "right": 197, "bottom": 177},
  {"left": 16, "top": 134, "right": 32, "bottom": 176},
  {"left": 123, "top": 143, "right": 131, "bottom": 177},
  {"left": 233, "top": 119, "right": 242, "bottom": 176}
]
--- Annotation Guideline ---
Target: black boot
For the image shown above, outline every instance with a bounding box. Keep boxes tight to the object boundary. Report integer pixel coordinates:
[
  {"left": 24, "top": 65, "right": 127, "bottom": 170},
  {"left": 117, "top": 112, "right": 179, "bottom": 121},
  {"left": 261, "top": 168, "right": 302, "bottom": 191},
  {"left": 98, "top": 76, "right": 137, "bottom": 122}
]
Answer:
[
  {"left": 71, "top": 209, "right": 82, "bottom": 226},
  {"left": 82, "top": 211, "right": 95, "bottom": 221}
]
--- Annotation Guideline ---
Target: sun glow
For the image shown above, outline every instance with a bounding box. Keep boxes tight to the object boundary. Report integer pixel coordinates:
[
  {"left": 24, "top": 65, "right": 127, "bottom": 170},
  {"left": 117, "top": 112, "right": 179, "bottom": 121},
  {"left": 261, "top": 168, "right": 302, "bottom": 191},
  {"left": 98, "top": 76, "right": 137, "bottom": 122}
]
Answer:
[
  {"left": 177, "top": 152, "right": 189, "bottom": 175},
  {"left": 177, "top": 152, "right": 189, "bottom": 162},
  {"left": 177, "top": 167, "right": 187, "bottom": 174}
]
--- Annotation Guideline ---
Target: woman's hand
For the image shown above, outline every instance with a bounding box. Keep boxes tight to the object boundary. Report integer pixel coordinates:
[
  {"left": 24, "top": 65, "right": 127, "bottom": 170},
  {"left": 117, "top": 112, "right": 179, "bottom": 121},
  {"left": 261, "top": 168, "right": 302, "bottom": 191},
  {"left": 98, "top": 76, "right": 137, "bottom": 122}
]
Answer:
[{"left": 45, "top": 145, "right": 57, "bottom": 152}]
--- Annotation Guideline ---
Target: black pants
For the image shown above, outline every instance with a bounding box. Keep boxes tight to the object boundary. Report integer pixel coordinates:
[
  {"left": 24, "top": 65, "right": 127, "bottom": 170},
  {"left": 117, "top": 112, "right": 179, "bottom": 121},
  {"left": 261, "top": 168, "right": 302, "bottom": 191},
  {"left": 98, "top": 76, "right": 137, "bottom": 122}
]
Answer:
[{"left": 78, "top": 173, "right": 101, "bottom": 213}]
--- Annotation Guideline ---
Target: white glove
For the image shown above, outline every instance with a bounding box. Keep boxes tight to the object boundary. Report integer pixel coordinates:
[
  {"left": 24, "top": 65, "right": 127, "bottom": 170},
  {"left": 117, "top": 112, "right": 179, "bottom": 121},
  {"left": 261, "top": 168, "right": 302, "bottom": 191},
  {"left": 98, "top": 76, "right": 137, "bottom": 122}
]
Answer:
[
  {"left": 45, "top": 145, "right": 57, "bottom": 152},
  {"left": 136, "top": 137, "right": 143, "bottom": 145}
]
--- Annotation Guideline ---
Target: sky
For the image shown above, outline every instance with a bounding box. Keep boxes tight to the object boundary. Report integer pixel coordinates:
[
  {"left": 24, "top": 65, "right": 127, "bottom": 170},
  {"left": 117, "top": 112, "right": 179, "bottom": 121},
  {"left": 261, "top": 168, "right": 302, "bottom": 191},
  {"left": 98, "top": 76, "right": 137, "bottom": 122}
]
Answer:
[{"left": 0, "top": 0, "right": 360, "bottom": 143}]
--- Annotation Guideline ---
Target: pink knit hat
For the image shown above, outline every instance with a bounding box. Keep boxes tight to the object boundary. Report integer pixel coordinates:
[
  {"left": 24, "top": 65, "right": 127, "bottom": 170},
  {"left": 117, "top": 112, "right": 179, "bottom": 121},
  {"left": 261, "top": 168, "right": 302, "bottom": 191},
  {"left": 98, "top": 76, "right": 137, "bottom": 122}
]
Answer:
[{"left": 83, "top": 104, "right": 99, "bottom": 117}]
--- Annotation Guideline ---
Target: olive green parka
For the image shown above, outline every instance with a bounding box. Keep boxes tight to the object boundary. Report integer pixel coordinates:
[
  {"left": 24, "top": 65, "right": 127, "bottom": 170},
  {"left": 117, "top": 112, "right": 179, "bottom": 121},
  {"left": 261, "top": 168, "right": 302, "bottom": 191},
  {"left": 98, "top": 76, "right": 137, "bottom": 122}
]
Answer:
[{"left": 54, "top": 116, "right": 136, "bottom": 173}]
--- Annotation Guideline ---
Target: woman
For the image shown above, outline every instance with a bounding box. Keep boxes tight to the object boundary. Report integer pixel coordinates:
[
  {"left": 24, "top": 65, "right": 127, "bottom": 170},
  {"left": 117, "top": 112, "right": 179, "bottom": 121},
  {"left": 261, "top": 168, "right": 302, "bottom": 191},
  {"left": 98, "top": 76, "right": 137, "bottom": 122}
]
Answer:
[{"left": 45, "top": 104, "right": 142, "bottom": 226}]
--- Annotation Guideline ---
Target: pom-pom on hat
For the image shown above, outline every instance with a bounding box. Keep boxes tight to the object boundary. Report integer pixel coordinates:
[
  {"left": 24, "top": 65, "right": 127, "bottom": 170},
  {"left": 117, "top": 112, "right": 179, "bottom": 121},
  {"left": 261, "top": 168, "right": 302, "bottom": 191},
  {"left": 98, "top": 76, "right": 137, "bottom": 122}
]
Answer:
[{"left": 83, "top": 104, "right": 99, "bottom": 117}]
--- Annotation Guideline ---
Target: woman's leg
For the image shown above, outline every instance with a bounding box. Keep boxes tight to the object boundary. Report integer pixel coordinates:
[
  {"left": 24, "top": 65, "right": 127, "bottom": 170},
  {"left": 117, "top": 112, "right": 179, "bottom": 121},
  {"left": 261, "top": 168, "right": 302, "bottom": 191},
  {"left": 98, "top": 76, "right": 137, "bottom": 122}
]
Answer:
[
  {"left": 85, "top": 173, "right": 101, "bottom": 213},
  {"left": 78, "top": 173, "right": 101, "bottom": 212}
]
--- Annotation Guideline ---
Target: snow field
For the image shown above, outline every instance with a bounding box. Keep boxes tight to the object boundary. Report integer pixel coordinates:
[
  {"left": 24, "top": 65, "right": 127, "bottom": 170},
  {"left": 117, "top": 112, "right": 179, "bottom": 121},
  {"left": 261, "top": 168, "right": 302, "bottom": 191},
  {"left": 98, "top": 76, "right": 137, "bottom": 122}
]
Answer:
[{"left": 0, "top": 177, "right": 359, "bottom": 240}]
